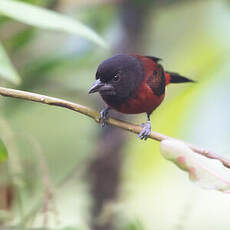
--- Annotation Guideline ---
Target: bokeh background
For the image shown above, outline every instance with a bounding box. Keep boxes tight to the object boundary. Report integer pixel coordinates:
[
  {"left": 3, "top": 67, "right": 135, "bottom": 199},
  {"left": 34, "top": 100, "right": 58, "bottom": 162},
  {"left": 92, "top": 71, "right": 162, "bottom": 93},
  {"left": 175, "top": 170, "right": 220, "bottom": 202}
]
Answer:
[{"left": 0, "top": 0, "right": 230, "bottom": 229}]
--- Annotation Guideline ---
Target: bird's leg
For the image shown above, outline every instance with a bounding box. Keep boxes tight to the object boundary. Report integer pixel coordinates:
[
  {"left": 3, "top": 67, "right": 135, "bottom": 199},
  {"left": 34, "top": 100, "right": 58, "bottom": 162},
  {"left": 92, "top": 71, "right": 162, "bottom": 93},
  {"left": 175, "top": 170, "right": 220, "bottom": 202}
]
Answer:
[
  {"left": 99, "top": 107, "right": 110, "bottom": 127},
  {"left": 138, "top": 113, "right": 151, "bottom": 140}
]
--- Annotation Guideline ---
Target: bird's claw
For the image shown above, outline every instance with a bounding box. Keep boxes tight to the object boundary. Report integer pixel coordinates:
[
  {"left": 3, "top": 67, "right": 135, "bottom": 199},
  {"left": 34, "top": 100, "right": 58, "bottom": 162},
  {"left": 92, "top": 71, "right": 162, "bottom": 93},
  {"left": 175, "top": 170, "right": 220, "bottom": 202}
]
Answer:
[
  {"left": 138, "top": 121, "right": 151, "bottom": 140},
  {"left": 99, "top": 108, "right": 110, "bottom": 127}
]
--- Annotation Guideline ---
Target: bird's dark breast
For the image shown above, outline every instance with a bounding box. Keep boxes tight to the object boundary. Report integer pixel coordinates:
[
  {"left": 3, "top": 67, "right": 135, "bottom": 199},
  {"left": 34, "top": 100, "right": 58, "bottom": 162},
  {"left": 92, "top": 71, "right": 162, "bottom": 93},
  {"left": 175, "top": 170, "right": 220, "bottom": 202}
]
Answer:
[{"left": 101, "top": 94, "right": 126, "bottom": 108}]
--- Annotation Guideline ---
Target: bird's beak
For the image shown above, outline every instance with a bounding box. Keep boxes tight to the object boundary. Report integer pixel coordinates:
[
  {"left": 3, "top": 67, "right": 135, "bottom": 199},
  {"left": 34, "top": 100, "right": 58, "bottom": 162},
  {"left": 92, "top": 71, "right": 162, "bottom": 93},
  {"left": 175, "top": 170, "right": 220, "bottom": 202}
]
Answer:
[
  {"left": 88, "top": 79, "right": 114, "bottom": 94},
  {"left": 88, "top": 79, "right": 104, "bottom": 94}
]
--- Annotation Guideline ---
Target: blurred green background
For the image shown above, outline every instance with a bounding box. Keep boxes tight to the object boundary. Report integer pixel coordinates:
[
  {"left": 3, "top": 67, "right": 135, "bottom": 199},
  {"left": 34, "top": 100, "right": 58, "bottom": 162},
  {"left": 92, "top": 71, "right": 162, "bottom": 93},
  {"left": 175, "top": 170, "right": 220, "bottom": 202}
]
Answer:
[{"left": 0, "top": 0, "right": 230, "bottom": 229}]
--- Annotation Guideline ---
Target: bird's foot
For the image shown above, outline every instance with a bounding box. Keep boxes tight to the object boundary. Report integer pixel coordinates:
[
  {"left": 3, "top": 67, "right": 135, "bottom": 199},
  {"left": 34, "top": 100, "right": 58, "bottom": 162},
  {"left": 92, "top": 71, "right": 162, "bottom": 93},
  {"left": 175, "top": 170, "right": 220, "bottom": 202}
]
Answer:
[
  {"left": 99, "top": 108, "right": 110, "bottom": 127},
  {"left": 138, "top": 121, "right": 151, "bottom": 140}
]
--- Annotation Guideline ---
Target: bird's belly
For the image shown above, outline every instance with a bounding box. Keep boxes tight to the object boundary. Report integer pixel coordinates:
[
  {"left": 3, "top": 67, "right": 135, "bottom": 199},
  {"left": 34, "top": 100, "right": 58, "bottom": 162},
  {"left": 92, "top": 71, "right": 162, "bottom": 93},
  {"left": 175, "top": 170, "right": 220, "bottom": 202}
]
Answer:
[{"left": 113, "top": 92, "right": 165, "bottom": 114}]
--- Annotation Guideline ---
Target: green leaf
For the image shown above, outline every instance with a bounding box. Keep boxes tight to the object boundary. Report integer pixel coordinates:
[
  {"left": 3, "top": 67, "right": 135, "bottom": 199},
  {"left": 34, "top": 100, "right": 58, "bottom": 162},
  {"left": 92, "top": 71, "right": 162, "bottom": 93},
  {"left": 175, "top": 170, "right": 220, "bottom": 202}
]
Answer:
[
  {"left": 0, "top": 42, "right": 21, "bottom": 84},
  {"left": 6, "top": 27, "right": 35, "bottom": 53},
  {"left": 0, "top": 138, "right": 8, "bottom": 163},
  {"left": 0, "top": 0, "right": 108, "bottom": 48},
  {"left": 124, "top": 220, "right": 145, "bottom": 230}
]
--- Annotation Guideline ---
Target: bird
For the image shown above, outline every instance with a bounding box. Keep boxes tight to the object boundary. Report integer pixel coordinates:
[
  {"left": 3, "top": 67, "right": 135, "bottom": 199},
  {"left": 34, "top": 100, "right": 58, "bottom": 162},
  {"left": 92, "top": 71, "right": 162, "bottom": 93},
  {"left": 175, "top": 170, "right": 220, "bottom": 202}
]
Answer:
[{"left": 88, "top": 54, "right": 195, "bottom": 140}]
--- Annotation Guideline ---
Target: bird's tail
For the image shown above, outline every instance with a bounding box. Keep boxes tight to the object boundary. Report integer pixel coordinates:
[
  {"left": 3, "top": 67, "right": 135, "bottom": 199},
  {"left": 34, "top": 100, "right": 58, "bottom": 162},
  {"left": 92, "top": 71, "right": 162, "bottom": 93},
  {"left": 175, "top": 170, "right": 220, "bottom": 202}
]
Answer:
[{"left": 165, "top": 71, "right": 195, "bottom": 85}]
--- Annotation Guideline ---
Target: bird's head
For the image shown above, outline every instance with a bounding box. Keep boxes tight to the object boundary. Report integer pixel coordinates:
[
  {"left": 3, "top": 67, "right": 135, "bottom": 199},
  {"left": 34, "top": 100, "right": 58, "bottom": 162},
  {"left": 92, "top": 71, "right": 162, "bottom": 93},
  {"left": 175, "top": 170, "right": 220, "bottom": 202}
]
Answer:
[{"left": 88, "top": 54, "right": 144, "bottom": 99}]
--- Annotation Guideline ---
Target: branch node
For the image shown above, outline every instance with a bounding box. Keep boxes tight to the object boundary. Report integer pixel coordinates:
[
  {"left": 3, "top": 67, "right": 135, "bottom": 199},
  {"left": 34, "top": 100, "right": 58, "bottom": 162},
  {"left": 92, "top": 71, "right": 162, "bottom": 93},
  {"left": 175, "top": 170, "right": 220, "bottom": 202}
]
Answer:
[{"left": 94, "top": 116, "right": 100, "bottom": 123}]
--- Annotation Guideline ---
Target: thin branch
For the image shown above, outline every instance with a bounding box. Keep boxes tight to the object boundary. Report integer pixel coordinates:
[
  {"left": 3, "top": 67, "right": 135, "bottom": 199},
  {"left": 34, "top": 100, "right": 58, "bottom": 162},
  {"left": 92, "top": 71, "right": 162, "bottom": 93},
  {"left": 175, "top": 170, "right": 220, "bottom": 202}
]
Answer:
[
  {"left": 22, "top": 134, "right": 56, "bottom": 227},
  {"left": 0, "top": 86, "right": 230, "bottom": 168}
]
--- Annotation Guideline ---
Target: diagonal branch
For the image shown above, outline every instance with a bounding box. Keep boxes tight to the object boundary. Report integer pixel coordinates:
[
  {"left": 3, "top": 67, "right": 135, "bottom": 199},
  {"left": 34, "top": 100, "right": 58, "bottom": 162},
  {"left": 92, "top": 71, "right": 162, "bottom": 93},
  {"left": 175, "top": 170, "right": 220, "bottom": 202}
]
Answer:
[{"left": 0, "top": 86, "right": 229, "bottom": 168}]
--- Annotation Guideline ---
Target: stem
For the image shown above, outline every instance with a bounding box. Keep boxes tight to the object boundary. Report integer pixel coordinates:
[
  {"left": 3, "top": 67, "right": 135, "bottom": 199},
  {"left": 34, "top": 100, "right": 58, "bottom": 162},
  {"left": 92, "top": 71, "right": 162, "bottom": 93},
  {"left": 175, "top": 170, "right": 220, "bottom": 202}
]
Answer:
[{"left": 0, "top": 86, "right": 229, "bottom": 168}]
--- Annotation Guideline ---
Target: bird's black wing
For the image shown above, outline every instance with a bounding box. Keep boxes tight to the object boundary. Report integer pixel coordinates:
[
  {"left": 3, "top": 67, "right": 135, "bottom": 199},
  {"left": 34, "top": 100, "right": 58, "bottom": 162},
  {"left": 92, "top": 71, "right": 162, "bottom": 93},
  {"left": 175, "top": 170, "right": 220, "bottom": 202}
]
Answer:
[
  {"left": 145, "top": 56, "right": 162, "bottom": 63},
  {"left": 146, "top": 64, "right": 166, "bottom": 96}
]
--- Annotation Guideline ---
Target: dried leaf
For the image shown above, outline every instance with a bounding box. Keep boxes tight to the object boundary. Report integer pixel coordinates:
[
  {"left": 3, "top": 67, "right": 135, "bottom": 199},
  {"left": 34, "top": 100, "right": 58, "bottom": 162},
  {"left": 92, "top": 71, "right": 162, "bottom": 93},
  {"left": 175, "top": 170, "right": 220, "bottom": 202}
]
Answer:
[{"left": 160, "top": 139, "right": 230, "bottom": 192}]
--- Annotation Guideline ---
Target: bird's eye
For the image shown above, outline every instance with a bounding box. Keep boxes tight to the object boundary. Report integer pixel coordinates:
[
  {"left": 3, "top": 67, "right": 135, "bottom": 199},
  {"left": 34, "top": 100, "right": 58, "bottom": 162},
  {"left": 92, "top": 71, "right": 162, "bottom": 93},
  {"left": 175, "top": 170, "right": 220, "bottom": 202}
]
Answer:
[{"left": 113, "top": 75, "right": 120, "bottom": 82}]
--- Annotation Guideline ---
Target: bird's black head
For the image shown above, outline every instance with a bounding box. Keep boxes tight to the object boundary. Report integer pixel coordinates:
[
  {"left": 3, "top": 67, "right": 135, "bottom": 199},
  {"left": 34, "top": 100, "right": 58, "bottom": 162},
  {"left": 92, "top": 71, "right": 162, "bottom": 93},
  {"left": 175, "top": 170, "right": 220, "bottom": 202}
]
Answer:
[{"left": 88, "top": 54, "right": 144, "bottom": 103}]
